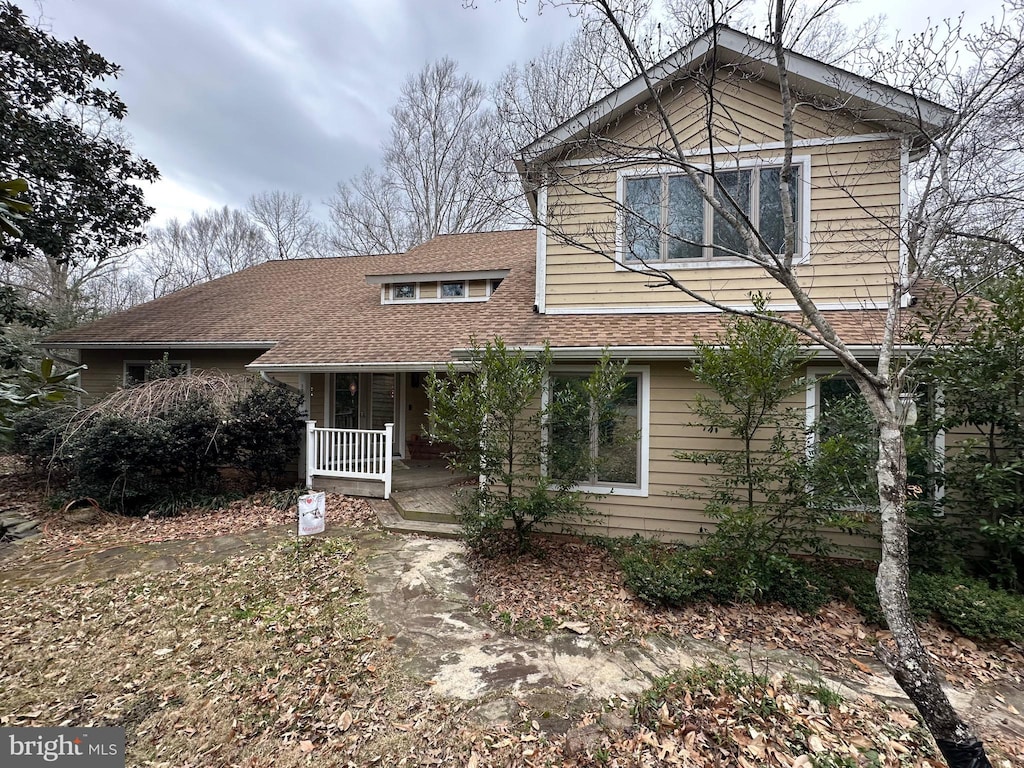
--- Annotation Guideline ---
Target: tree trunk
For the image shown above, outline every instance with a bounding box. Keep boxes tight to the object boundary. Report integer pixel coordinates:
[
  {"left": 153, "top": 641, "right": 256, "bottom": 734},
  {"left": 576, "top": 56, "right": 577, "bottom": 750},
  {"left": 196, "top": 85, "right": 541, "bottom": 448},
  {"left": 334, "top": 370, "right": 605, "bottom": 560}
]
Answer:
[{"left": 873, "top": 411, "right": 992, "bottom": 768}]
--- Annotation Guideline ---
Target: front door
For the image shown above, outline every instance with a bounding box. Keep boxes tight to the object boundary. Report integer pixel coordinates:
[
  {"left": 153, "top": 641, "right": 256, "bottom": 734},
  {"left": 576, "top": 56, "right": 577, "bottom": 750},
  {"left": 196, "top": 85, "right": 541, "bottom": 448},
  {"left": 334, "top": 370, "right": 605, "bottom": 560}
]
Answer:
[{"left": 333, "top": 374, "right": 359, "bottom": 429}]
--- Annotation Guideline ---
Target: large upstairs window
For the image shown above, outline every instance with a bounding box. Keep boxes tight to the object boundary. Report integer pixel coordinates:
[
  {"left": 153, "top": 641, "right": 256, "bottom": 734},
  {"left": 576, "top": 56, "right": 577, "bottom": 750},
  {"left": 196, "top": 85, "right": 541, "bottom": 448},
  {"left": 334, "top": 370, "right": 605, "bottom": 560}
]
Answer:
[{"left": 621, "top": 158, "right": 807, "bottom": 266}]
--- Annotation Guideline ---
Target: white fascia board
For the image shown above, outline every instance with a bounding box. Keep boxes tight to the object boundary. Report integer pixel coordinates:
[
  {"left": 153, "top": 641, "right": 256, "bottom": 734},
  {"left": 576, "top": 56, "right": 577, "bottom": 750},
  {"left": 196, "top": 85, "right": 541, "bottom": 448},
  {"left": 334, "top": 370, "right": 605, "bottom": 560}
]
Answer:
[
  {"left": 519, "top": 26, "right": 951, "bottom": 167},
  {"left": 450, "top": 344, "right": 915, "bottom": 361},
  {"left": 365, "top": 269, "right": 510, "bottom": 285},
  {"left": 41, "top": 341, "right": 278, "bottom": 350},
  {"left": 543, "top": 300, "right": 891, "bottom": 314}
]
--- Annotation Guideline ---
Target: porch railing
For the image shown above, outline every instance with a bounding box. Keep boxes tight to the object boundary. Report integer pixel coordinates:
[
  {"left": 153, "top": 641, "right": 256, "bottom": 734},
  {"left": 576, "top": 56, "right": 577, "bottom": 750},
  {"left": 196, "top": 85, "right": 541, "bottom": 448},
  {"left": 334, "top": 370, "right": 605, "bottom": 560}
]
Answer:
[{"left": 305, "top": 421, "right": 394, "bottom": 499}]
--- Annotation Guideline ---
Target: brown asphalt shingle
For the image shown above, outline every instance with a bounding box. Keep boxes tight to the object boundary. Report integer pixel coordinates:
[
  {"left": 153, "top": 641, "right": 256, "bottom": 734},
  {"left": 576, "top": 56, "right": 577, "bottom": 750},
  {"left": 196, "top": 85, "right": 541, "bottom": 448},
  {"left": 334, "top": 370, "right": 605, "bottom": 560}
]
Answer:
[{"left": 44, "top": 228, "right": 921, "bottom": 366}]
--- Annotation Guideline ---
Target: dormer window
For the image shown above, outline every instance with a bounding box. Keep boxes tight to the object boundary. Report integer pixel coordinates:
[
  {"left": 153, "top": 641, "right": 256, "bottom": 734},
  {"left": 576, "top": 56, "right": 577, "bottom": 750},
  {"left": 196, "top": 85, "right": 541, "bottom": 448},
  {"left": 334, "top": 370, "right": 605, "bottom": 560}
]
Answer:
[
  {"left": 369, "top": 269, "right": 510, "bottom": 305},
  {"left": 392, "top": 283, "right": 417, "bottom": 300},
  {"left": 440, "top": 281, "right": 466, "bottom": 299}
]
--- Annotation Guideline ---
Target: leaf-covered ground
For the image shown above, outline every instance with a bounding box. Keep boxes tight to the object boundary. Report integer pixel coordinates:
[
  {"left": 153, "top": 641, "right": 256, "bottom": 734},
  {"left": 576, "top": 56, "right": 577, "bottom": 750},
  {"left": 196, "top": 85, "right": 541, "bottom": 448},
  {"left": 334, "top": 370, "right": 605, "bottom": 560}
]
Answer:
[
  {"left": 469, "top": 538, "right": 1024, "bottom": 692},
  {"left": 1, "top": 454, "right": 1022, "bottom": 766}
]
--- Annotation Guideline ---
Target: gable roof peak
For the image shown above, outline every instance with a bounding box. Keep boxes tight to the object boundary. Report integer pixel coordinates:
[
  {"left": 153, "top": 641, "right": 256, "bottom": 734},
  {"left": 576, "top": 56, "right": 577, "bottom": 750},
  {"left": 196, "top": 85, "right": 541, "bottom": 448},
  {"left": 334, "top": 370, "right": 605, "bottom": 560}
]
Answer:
[{"left": 519, "top": 23, "right": 953, "bottom": 167}]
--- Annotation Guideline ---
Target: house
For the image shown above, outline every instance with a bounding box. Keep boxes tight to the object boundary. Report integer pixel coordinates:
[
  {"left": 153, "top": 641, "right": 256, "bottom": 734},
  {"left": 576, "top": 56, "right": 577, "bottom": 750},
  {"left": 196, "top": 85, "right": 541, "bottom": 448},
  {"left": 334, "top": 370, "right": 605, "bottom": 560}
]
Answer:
[{"left": 42, "top": 26, "right": 951, "bottom": 541}]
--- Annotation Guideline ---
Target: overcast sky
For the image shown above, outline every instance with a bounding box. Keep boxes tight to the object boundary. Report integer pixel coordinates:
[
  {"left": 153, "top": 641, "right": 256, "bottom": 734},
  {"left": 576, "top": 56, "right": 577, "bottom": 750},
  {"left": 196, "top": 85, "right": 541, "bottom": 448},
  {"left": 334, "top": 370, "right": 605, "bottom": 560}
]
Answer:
[{"left": 16, "top": 0, "right": 1006, "bottom": 226}]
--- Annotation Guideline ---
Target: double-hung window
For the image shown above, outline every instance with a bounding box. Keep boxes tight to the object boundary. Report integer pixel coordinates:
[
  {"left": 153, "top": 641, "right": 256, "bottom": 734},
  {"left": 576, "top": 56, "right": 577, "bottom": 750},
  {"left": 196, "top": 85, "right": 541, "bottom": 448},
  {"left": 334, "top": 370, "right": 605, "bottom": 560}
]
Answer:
[{"left": 622, "top": 160, "right": 804, "bottom": 264}]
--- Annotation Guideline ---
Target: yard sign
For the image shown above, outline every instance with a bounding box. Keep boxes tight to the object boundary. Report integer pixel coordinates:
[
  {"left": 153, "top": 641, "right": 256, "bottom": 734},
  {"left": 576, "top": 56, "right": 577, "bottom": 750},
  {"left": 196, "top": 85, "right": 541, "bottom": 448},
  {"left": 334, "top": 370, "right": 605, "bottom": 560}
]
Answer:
[{"left": 298, "top": 491, "right": 326, "bottom": 536}]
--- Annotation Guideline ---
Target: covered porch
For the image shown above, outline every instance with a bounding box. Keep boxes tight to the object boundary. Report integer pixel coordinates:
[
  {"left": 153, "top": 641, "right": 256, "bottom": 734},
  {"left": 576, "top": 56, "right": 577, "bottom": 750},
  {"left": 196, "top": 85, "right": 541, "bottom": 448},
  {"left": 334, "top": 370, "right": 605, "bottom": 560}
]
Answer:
[{"left": 297, "top": 369, "right": 460, "bottom": 499}]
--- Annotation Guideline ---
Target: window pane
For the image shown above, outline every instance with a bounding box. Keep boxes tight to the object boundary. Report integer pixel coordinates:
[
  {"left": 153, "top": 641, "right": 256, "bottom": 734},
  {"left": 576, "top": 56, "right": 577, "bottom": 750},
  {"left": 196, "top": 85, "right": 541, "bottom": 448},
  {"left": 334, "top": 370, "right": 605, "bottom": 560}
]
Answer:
[
  {"left": 624, "top": 176, "right": 661, "bottom": 262},
  {"left": 597, "top": 376, "right": 639, "bottom": 484},
  {"left": 441, "top": 282, "right": 465, "bottom": 298},
  {"left": 393, "top": 283, "right": 415, "bottom": 299},
  {"left": 549, "top": 375, "right": 591, "bottom": 482},
  {"left": 819, "top": 376, "right": 860, "bottom": 440},
  {"left": 667, "top": 175, "right": 704, "bottom": 260},
  {"left": 712, "top": 169, "right": 751, "bottom": 258},
  {"left": 759, "top": 166, "right": 800, "bottom": 254}
]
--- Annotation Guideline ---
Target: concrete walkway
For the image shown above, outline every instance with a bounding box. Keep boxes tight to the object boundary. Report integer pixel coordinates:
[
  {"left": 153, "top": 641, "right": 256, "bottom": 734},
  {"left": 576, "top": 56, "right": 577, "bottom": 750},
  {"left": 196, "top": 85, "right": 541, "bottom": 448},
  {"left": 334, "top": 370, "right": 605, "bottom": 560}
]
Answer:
[
  {"left": 2, "top": 524, "right": 1021, "bottom": 741},
  {"left": 361, "top": 537, "right": 1024, "bottom": 738}
]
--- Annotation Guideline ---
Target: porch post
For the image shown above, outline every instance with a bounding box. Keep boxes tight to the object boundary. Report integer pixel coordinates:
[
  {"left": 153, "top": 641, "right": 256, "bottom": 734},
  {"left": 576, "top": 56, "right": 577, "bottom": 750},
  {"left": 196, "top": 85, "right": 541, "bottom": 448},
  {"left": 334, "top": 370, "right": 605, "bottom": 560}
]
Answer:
[
  {"left": 305, "top": 420, "right": 316, "bottom": 489},
  {"left": 383, "top": 422, "right": 394, "bottom": 499},
  {"left": 298, "top": 373, "right": 312, "bottom": 481}
]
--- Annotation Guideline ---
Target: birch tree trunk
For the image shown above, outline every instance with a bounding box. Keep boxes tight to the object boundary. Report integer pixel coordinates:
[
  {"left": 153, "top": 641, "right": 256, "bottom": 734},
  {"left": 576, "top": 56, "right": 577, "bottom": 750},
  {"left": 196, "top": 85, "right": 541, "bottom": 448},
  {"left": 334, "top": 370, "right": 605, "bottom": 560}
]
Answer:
[{"left": 870, "top": 392, "right": 991, "bottom": 767}]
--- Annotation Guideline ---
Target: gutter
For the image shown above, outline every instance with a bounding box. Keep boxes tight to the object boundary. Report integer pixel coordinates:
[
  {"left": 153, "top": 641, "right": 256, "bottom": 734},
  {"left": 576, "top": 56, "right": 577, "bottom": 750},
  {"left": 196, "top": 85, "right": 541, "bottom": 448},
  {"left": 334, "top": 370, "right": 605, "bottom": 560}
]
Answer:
[
  {"left": 450, "top": 344, "right": 925, "bottom": 361},
  {"left": 260, "top": 371, "right": 300, "bottom": 393},
  {"left": 37, "top": 341, "right": 278, "bottom": 350}
]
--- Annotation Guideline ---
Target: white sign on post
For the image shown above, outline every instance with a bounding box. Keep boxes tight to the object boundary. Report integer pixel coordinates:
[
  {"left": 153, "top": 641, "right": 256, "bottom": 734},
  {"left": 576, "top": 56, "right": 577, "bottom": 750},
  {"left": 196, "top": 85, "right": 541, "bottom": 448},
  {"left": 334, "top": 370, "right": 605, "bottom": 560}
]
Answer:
[{"left": 298, "top": 491, "right": 326, "bottom": 536}]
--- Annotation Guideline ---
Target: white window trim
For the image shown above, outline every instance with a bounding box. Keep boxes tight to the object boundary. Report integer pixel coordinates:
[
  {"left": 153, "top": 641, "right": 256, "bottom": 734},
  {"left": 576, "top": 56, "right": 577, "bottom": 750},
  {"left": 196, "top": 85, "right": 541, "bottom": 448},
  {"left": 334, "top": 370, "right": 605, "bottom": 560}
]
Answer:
[
  {"left": 615, "top": 155, "right": 812, "bottom": 270},
  {"left": 381, "top": 280, "right": 488, "bottom": 305},
  {"left": 541, "top": 364, "right": 650, "bottom": 497},
  {"left": 805, "top": 366, "right": 837, "bottom": 457},
  {"left": 438, "top": 280, "right": 468, "bottom": 299},
  {"left": 806, "top": 367, "right": 945, "bottom": 503},
  {"left": 123, "top": 359, "right": 191, "bottom": 385},
  {"left": 385, "top": 282, "right": 419, "bottom": 303}
]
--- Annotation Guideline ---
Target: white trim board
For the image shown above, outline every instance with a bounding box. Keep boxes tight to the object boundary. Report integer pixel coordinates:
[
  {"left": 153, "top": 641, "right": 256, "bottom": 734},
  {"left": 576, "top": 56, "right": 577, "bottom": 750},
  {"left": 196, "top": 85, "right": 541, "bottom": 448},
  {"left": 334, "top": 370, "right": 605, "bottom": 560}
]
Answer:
[
  {"left": 543, "top": 301, "right": 891, "bottom": 314},
  {"left": 552, "top": 133, "right": 899, "bottom": 169}
]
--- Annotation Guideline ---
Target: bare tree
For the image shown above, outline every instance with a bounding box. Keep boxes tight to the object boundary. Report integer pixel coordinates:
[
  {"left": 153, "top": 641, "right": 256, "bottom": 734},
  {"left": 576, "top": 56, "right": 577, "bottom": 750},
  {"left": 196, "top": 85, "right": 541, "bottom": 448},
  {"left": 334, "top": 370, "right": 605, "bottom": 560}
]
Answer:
[
  {"left": 0, "top": 248, "right": 145, "bottom": 327},
  {"left": 327, "top": 58, "right": 513, "bottom": 255},
  {"left": 138, "top": 207, "right": 268, "bottom": 298},
  {"left": 662, "top": 0, "right": 886, "bottom": 66},
  {"left": 247, "top": 190, "right": 326, "bottom": 260},
  {"left": 511, "top": 1, "right": 1024, "bottom": 764}
]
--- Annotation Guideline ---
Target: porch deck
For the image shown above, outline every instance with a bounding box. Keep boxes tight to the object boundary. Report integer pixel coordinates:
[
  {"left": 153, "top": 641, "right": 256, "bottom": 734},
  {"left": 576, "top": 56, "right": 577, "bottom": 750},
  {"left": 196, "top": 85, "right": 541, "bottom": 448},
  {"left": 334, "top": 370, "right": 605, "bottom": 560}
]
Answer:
[{"left": 311, "top": 458, "right": 470, "bottom": 502}]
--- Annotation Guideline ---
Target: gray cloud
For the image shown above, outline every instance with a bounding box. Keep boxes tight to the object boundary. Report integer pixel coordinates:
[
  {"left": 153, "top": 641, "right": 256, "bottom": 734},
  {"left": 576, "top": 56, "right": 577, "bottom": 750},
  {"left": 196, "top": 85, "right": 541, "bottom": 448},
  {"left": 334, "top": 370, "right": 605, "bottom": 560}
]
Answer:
[{"left": 22, "top": 0, "right": 578, "bottom": 221}]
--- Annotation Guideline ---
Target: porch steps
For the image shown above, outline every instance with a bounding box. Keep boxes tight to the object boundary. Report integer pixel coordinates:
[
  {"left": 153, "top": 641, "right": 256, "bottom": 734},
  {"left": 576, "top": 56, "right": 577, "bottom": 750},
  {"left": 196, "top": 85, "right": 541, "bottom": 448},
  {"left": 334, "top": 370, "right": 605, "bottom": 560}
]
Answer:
[
  {"left": 368, "top": 499, "right": 461, "bottom": 539},
  {"left": 390, "top": 487, "right": 461, "bottom": 525}
]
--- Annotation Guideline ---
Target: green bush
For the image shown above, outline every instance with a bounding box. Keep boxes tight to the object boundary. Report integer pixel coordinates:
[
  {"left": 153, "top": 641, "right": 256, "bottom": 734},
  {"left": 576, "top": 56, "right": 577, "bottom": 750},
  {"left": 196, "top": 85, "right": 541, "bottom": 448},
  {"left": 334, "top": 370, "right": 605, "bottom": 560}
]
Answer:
[
  {"left": 34, "top": 380, "right": 302, "bottom": 516},
  {"left": 612, "top": 537, "right": 830, "bottom": 613},
  {"left": 7, "top": 404, "right": 76, "bottom": 466},
  {"left": 222, "top": 383, "right": 303, "bottom": 488},
  {"left": 831, "top": 565, "right": 1024, "bottom": 643},
  {"left": 68, "top": 414, "right": 174, "bottom": 513},
  {"left": 915, "top": 573, "right": 1024, "bottom": 642}
]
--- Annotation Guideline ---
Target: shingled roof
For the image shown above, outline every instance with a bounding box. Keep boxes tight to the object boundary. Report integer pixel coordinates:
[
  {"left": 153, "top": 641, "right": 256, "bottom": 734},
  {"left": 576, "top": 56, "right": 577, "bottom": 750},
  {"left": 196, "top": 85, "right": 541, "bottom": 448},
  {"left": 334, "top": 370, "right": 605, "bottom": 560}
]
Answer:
[{"left": 44, "top": 228, "right": 922, "bottom": 368}]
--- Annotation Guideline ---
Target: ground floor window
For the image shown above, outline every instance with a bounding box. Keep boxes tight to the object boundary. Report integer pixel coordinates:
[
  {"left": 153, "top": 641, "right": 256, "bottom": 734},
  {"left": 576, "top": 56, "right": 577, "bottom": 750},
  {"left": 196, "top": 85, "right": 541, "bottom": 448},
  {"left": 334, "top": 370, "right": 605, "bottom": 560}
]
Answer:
[
  {"left": 806, "top": 368, "right": 941, "bottom": 503},
  {"left": 546, "top": 366, "right": 649, "bottom": 495},
  {"left": 124, "top": 359, "right": 190, "bottom": 386}
]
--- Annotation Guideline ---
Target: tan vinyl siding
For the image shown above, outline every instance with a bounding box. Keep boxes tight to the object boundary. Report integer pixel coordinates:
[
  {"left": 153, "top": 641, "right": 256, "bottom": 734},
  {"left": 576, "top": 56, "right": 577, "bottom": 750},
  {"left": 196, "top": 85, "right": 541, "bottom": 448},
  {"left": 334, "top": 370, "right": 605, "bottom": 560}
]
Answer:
[
  {"left": 468, "top": 279, "right": 489, "bottom": 298},
  {"left": 543, "top": 70, "right": 902, "bottom": 312},
  {"left": 405, "top": 372, "right": 432, "bottom": 439},
  {"left": 566, "top": 361, "right": 881, "bottom": 554},
  {"left": 572, "top": 77, "right": 882, "bottom": 163},
  {"left": 78, "top": 348, "right": 264, "bottom": 404}
]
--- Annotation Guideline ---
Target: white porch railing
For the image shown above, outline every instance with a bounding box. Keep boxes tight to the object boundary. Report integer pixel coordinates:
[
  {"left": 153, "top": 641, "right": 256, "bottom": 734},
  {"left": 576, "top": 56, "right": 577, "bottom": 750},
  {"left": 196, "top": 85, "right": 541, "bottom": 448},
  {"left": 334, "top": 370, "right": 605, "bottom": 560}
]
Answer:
[{"left": 305, "top": 420, "right": 394, "bottom": 499}]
